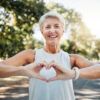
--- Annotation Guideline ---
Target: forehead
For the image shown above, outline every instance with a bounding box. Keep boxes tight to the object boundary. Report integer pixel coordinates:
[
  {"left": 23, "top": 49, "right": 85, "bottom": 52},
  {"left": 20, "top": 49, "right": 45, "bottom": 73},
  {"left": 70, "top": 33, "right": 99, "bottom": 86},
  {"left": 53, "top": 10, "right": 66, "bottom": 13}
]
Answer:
[{"left": 43, "top": 17, "right": 62, "bottom": 25}]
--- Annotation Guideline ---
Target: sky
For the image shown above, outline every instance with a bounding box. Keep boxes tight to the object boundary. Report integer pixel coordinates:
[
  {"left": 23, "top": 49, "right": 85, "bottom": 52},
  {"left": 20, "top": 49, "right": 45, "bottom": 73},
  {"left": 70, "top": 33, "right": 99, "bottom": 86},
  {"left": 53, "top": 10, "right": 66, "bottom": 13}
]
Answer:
[{"left": 43, "top": 0, "right": 100, "bottom": 39}]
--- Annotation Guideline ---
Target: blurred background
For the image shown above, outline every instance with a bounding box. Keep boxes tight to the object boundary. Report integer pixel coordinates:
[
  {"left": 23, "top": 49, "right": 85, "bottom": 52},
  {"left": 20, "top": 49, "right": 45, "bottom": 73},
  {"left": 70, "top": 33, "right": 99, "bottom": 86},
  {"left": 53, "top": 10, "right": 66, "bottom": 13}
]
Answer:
[{"left": 0, "top": 0, "right": 100, "bottom": 100}]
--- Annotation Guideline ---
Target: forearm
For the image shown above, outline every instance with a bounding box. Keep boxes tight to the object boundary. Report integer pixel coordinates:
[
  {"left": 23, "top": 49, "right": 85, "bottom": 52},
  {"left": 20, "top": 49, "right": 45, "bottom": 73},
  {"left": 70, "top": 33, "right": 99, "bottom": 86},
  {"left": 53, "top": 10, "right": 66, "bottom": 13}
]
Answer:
[
  {"left": 79, "top": 64, "right": 100, "bottom": 79},
  {"left": 0, "top": 64, "right": 34, "bottom": 78},
  {"left": 24, "top": 62, "right": 36, "bottom": 69},
  {"left": 0, "top": 66, "right": 22, "bottom": 78}
]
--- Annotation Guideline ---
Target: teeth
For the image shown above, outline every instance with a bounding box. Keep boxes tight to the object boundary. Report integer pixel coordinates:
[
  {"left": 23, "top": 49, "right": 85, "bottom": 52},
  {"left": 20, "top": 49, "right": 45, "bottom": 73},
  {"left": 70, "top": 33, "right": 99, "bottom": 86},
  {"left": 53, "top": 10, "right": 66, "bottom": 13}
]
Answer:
[{"left": 49, "top": 36, "right": 57, "bottom": 38}]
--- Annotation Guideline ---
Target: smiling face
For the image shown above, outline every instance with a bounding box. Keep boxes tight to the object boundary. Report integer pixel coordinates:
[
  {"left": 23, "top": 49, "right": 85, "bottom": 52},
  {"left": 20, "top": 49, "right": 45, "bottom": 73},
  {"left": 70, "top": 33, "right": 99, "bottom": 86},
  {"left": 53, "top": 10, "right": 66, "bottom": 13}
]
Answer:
[{"left": 41, "top": 17, "right": 64, "bottom": 45}]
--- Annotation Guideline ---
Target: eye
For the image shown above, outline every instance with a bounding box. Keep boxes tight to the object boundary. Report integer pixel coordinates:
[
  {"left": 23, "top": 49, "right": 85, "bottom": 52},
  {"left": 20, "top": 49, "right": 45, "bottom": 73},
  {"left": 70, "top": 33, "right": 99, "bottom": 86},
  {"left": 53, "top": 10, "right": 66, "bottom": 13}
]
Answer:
[
  {"left": 55, "top": 25, "right": 59, "bottom": 28},
  {"left": 54, "top": 24, "right": 60, "bottom": 28},
  {"left": 45, "top": 25, "right": 51, "bottom": 29}
]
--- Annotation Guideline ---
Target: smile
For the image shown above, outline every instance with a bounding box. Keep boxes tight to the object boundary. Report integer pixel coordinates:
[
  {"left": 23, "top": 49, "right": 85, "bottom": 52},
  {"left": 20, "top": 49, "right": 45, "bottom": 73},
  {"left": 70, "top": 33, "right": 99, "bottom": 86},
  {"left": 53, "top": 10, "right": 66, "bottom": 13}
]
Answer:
[{"left": 48, "top": 35, "right": 57, "bottom": 39}]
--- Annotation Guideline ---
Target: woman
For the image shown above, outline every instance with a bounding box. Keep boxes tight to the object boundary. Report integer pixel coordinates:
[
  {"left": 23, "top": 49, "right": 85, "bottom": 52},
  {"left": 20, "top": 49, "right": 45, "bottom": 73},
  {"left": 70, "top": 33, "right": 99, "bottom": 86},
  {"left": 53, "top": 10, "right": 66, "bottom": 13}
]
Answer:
[{"left": 0, "top": 11, "right": 99, "bottom": 100}]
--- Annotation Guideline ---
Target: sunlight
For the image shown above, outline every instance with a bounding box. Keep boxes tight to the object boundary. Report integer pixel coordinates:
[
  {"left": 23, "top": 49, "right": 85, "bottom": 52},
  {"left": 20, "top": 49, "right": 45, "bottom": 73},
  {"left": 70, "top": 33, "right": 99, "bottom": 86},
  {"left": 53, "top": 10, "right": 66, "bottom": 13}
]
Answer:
[{"left": 44, "top": 0, "right": 100, "bottom": 38}]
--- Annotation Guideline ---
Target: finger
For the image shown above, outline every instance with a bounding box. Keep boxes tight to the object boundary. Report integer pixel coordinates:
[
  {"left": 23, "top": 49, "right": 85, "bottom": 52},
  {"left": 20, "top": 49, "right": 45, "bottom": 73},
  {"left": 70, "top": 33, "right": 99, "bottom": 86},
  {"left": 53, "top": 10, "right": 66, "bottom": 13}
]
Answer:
[
  {"left": 36, "top": 61, "right": 47, "bottom": 70},
  {"left": 42, "top": 60, "right": 47, "bottom": 65},
  {"left": 47, "top": 63, "right": 52, "bottom": 69},
  {"left": 49, "top": 60, "right": 57, "bottom": 68},
  {"left": 52, "top": 65, "right": 67, "bottom": 73},
  {"left": 50, "top": 64, "right": 61, "bottom": 74},
  {"left": 32, "top": 72, "right": 48, "bottom": 82},
  {"left": 45, "top": 60, "right": 54, "bottom": 69},
  {"left": 49, "top": 74, "right": 65, "bottom": 82},
  {"left": 40, "top": 60, "right": 47, "bottom": 67},
  {"left": 48, "top": 76, "right": 59, "bottom": 81},
  {"left": 48, "top": 60, "right": 55, "bottom": 69},
  {"left": 36, "top": 75, "right": 48, "bottom": 82}
]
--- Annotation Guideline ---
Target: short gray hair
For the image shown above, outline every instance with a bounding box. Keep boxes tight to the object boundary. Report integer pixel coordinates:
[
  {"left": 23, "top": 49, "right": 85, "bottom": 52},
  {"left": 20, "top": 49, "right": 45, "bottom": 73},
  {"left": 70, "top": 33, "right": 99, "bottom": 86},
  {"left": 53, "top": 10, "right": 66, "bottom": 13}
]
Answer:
[{"left": 39, "top": 11, "right": 65, "bottom": 30}]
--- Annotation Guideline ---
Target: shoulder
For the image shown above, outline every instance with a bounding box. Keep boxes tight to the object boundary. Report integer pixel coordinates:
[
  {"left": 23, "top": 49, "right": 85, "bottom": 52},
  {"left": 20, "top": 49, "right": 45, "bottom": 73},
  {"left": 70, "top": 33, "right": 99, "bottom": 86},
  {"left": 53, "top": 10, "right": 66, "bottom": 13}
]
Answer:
[
  {"left": 69, "top": 54, "right": 90, "bottom": 62},
  {"left": 69, "top": 54, "right": 87, "bottom": 61},
  {"left": 69, "top": 54, "right": 86, "bottom": 67},
  {"left": 70, "top": 54, "right": 81, "bottom": 59},
  {"left": 20, "top": 49, "right": 35, "bottom": 57},
  {"left": 15, "top": 49, "right": 35, "bottom": 63}
]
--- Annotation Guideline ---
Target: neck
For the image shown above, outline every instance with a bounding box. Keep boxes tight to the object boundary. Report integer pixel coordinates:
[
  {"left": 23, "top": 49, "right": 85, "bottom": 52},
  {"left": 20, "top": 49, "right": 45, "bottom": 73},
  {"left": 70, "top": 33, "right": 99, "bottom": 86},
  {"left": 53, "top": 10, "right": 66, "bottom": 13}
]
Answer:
[{"left": 44, "top": 43, "right": 60, "bottom": 54}]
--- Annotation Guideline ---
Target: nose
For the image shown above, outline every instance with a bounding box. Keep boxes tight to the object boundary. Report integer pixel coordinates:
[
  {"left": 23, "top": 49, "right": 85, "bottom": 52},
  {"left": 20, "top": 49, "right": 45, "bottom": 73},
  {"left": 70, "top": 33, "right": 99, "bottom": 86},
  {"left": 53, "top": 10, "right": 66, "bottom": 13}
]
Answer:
[{"left": 49, "top": 27, "right": 56, "bottom": 33}]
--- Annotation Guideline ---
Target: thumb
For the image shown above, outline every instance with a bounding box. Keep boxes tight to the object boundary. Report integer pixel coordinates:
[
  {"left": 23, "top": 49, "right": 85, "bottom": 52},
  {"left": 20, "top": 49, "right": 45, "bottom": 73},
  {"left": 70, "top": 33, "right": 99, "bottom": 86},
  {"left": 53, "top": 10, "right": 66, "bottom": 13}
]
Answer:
[
  {"left": 36, "top": 74, "right": 48, "bottom": 82},
  {"left": 30, "top": 72, "right": 48, "bottom": 82},
  {"left": 48, "top": 76, "right": 58, "bottom": 82}
]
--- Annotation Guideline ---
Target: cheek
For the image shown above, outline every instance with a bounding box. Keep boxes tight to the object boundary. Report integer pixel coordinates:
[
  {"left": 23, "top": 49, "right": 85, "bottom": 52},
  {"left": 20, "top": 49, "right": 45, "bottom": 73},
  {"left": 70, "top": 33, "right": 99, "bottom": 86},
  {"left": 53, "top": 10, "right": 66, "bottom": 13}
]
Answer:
[
  {"left": 42, "top": 31, "right": 47, "bottom": 37},
  {"left": 42, "top": 30, "right": 50, "bottom": 37},
  {"left": 61, "top": 31, "right": 64, "bottom": 36},
  {"left": 41, "top": 32, "right": 48, "bottom": 39},
  {"left": 59, "top": 30, "right": 64, "bottom": 36}
]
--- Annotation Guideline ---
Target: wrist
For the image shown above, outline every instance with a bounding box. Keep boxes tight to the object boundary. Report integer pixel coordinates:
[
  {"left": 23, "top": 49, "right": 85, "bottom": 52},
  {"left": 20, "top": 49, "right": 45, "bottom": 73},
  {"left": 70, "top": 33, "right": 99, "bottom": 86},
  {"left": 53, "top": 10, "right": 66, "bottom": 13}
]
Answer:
[
  {"left": 14, "top": 67, "right": 26, "bottom": 76},
  {"left": 22, "top": 67, "right": 34, "bottom": 78},
  {"left": 70, "top": 69, "right": 76, "bottom": 79},
  {"left": 72, "top": 67, "right": 80, "bottom": 80}
]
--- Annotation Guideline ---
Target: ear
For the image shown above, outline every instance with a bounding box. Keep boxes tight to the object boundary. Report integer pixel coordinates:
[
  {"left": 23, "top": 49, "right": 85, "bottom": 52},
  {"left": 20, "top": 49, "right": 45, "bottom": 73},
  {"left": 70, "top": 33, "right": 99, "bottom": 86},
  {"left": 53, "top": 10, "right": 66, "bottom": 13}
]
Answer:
[
  {"left": 40, "top": 27, "right": 42, "bottom": 32},
  {"left": 63, "top": 28, "right": 65, "bottom": 33},
  {"left": 61, "top": 30, "right": 64, "bottom": 36},
  {"left": 40, "top": 27, "right": 43, "bottom": 34},
  {"left": 63, "top": 26, "right": 65, "bottom": 33}
]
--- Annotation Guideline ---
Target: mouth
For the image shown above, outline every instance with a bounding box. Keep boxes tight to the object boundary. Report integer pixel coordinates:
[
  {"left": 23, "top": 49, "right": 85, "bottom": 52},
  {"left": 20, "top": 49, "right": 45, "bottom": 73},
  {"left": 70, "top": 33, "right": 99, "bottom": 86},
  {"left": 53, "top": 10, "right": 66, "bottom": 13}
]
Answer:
[{"left": 48, "top": 35, "right": 58, "bottom": 39}]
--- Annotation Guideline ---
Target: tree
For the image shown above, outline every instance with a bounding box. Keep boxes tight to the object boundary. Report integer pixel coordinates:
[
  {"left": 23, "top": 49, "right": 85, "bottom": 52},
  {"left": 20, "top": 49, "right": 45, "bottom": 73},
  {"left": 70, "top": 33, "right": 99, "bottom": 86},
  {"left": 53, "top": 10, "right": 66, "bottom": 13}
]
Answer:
[
  {"left": 92, "top": 39, "right": 100, "bottom": 60},
  {"left": 0, "top": 0, "right": 48, "bottom": 58}
]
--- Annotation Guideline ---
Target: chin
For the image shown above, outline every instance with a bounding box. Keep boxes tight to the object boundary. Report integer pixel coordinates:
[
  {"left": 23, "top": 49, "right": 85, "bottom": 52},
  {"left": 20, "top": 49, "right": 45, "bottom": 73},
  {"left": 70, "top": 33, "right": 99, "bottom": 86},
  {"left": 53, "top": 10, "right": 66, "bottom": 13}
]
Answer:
[{"left": 49, "top": 40, "right": 58, "bottom": 45}]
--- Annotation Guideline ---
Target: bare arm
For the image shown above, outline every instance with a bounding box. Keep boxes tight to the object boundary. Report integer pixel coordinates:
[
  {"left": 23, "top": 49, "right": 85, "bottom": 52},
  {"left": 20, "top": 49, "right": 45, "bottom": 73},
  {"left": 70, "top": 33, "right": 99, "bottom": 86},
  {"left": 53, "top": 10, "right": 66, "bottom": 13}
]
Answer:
[
  {"left": 70, "top": 54, "right": 99, "bottom": 68},
  {"left": 0, "top": 49, "right": 35, "bottom": 66},
  {"left": 0, "top": 62, "right": 46, "bottom": 80},
  {"left": 0, "top": 49, "right": 35, "bottom": 78},
  {"left": 49, "top": 54, "right": 100, "bottom": 81},
  {"left": 79, "top": 64, "right": 100, "bottom": 79},
  {"left": 0, "top": 65, "right": 34, "bottom": 78},
  {"left": 48, "top": 63, "right": 100, "bottom": 81},
  {"left": 0, "top": 63, "right": 38, "bottom": 78},
  {"left": 69, "top": 54, "right": 100, "bottom": 79}
]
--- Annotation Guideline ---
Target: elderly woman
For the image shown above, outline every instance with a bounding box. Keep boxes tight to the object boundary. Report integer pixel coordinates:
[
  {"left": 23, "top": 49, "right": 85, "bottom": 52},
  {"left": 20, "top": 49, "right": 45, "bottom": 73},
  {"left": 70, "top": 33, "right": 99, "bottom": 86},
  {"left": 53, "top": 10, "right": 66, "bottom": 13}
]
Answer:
[{"left": 0, "top": 11, "right": 100, "bottom": 100}]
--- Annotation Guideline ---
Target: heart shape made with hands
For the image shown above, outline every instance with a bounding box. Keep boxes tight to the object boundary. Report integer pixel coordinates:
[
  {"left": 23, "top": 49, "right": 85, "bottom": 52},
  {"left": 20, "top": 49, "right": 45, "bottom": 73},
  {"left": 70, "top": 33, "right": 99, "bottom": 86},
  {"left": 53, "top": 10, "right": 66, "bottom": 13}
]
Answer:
[{"left": 40, "top": 67, "right": 56, "bottom": 80}]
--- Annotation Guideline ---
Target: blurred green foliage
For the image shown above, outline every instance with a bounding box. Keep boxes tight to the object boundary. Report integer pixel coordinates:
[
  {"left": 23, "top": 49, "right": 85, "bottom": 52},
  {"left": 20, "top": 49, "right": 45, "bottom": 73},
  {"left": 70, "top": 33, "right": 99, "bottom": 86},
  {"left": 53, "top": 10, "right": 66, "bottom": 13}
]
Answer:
[{"left": 0, "top": 0, "right": 48, "bottom": 58}]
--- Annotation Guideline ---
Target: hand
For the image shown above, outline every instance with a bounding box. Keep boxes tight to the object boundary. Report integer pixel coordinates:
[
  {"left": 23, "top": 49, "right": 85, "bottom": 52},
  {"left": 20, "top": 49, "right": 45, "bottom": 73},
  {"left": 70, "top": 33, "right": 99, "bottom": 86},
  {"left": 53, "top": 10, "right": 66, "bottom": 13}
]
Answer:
[
  {"left": 47, "top": 61, "right": 75, "bottom": 81},
  {"left": 23, "top": 61, "right": 48, "bottom": 82}
]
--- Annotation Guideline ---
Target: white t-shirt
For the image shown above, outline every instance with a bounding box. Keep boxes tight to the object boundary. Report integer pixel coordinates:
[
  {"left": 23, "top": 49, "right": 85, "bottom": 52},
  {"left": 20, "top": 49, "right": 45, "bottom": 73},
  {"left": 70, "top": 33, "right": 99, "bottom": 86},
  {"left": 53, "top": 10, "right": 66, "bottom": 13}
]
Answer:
[{"left": 29, "top": 48, "right": 75, "bottom": 100}]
